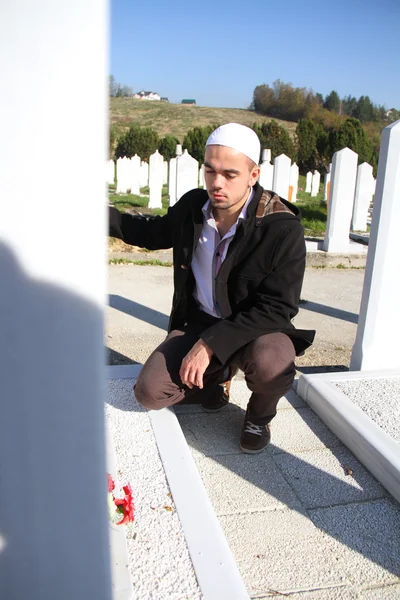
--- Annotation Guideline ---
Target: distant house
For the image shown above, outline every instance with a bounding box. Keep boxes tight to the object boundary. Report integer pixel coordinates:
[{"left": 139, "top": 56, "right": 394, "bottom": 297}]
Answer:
[
  {"left": 160, "top": 97, "right": 169, "bottom": 102},
  {"left": 181, "top": 99, "right": 196, "bottom": 105},
  {"left": 132, "top": 90, "right": 161, "bottom": 101}
]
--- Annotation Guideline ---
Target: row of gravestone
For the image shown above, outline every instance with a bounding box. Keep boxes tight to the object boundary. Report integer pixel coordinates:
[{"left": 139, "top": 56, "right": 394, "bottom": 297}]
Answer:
[
  {"left": 107, "top": 145, "right": 374, "bottom": 244},
  {"left": 303, "top": 164, "right": 376, "bottom": 233},
  {"left": 106, "top": 146, "right": 301, "bottom": 210}
]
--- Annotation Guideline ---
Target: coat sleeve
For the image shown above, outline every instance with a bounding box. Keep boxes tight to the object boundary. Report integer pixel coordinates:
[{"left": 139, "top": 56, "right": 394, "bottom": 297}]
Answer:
[
  {"left": 200, "top": 223, "right": 306, "bottom": 365},
  {"left": 108, "top": 204, "right": 174, "bottom": 250}
]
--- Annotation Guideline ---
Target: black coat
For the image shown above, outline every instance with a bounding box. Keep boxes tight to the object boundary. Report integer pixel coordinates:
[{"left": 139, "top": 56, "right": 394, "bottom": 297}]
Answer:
[{"left": 109, "top": 183, "right": 315, "bottom": 365}]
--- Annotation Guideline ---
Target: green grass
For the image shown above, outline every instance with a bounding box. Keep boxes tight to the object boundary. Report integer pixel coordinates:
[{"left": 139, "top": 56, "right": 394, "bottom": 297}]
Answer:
[
  {"left": 109, "top": 185, "right": 169, "bottom": 216},
  {"left": 109, "top": 258, "right": 172, "bottom": 266},
  {"left": 110, "top": 97, "right": 298, "bottom": 142},
  {"left": 296, "top": 175, "right": 327, "bottom": 237}
]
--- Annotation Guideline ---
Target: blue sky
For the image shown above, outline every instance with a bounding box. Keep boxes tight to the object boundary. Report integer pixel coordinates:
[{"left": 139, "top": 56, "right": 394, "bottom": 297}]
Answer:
[{"left": 110, "top": 0, "right": 399, "bottom": 110}]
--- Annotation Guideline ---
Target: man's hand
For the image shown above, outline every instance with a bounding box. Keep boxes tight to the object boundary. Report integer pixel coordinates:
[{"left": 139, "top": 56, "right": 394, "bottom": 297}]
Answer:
[{"left": 179, "top": 339, "right": 214, "bottom": 389}]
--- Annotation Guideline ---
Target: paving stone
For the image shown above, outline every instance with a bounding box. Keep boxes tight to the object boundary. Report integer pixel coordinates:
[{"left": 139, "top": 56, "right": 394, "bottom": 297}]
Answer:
[
  {"left": 176, "top": 410, "right": 245, "bottom": 457},
  {"left": 270, "top": 407, "right": 342, "bottom": 454},
  {"left": 274, "top": 446, "right": 385, "bottom": 509},
  {"left": 193, "top": 454, "right": 303, "bottom": 514},
  {"left": 219, "top": 510, "right": 350, "bottom": 594},
  {"left": 360, "top": 584, "right": 400, "bottom": 599},
  {"left": 309, "top": 499, "right": 400, "bottom": 586}
]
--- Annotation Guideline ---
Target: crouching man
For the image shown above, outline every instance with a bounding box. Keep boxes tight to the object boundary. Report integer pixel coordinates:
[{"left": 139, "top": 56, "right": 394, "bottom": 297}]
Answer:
[{"left": 109, "top": 123, "right": 315, "bottom": 453}]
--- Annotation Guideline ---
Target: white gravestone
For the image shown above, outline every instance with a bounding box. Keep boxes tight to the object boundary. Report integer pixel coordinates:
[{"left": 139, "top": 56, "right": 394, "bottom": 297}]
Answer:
[
  {"left": 311, "top": 170, "right": 321, "bottom": 197},
  {"left": 148, "top": 150, "right": 164, "bottom": 209},
  {"left": 351, "top": 162, "right": 374, "bottom": 232},
  {"left": 176, "top": 144, "right": 183, "bottom": 156},
  {"left": 323, "top": 147, "right": 358, "bottom": 252},
  {"left": 258, "top": 161, "right": 274, "bottom": 190},
  {"left": 261, "top": 148, "right": 271, "bottom": 163},
  {"left": 176, "top": 150, "right": 199, "bottom": 201},
  {"left": 305, "top": 171, "right": 312, "bottom": 193},
  {"left": 106, "top": 159, "right": 114, "bottom": 185},
  {"left": 0, "top": 1, "right": 112, "bottom": 598},
  {"left": 289, "top": 162, "right": 299, "bottom": 203},
  {"left": 198, "top": 164, "right": 205, "bottom": 188},
  {"left": 130, "top": 154, "right": 141, "bottom": 195},
  {"left": 168, "top": 157, "right": 177, "bottom": 206},
  {"left": 140, "top": 161, "right": 149, "bottom": 188},
  {"left": 272, "top": 154, "right": 291, "bottom": 199},
  {"left": 323, "top": 171, "right": 331, "bottom": 203},
  {"left": 163, "top": 160, "right": 168, "bottom": 185},
  {"left": 351, "top": 121, "right": 400, "bottom": 370},
  {"left": 116, "top": 157, "right": 131, "bottom": 193}
]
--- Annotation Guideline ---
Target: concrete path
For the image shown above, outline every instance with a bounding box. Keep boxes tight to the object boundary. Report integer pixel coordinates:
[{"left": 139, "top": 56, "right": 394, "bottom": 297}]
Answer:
[{"left": 106, "top": 264, "right": 400, "bottom": 598}]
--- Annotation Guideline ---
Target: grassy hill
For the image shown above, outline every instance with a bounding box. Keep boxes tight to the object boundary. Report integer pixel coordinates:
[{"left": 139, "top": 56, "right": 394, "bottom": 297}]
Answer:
[{"left": 110, "top": 97, "right": 297, "bottom": 142}]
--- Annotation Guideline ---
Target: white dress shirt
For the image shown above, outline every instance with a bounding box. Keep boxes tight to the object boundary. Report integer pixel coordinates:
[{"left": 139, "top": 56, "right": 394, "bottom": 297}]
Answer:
[{"left": 191, "top": 188, "right": 254, "bottom": 317}]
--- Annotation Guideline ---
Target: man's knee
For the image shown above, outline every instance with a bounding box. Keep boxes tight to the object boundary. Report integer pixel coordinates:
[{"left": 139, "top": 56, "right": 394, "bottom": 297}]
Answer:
[
  {"left": 134, "top": 371, "right": 163, "bottom": 410},
  {"left": 246, "top": 333, "right": 296, "bottom": 382}
]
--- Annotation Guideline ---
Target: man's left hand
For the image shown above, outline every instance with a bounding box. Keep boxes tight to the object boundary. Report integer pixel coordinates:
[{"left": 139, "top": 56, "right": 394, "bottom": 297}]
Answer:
[{"left": 179, "top": 339, "right": 213, "bottom": 389}]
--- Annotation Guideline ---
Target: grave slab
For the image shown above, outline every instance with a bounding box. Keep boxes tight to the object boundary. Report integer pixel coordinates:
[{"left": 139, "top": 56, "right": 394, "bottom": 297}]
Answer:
[{"left": 297, "top": 369, "right": 400, "bottom": 503}]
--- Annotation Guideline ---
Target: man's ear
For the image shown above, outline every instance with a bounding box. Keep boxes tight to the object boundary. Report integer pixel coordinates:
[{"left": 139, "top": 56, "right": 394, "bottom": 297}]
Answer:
[{"left": 250, "top": 166, "right": 261, "bottom": 186}]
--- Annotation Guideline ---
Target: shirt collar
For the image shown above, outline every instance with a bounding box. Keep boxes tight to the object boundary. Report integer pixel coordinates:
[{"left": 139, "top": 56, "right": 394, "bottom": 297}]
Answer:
[{"left": 202, "top": 187, "right": 255, "bottom": 221}]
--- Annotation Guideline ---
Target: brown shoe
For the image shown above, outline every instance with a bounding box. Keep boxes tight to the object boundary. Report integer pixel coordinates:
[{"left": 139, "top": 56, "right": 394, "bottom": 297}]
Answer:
[{"left": 240, "top": 410, "right": 271, "bottom": 454}]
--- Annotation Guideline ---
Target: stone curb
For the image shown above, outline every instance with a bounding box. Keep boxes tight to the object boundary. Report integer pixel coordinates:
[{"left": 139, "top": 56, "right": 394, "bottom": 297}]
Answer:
[
  {"left": 106, "top": 365, "right": 250, "bottom": 600},
  {"left": 297, "top": 369, "right": 400, "bottom": 504}
]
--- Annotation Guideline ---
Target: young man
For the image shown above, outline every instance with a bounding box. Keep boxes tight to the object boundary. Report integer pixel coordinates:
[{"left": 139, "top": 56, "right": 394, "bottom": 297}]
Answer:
[{"left": 109, "top": 123, "right": 315, "bottom": 453}]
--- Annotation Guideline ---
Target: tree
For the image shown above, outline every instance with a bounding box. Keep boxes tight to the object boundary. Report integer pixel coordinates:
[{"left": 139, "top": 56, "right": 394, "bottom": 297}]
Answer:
[
  {"left": 115, "top": 125, "right": 159, "bottom": 161},
  {"left": 296, "top": 119, "right": 319, "bottom": 173},
  {"left": 183, "top": 125, "right": 217, "bottom": 164},
  {"left": 328, "top": 118, "right": 373, "bottom": 164},
  {"left": 159, "top": 135, "right": 180, "bottom": 162},
  {"left": 109, "top": 125, "right": 118, "bottom": 159},
  {"left": 323, "top": 90, "right": 341, "bottom": 113},
  {"left": 252, "top": 120, "right": 297, "bottom": 163},
  {"left": 353, "top": 95, "right": 376, "bottom": 123}
]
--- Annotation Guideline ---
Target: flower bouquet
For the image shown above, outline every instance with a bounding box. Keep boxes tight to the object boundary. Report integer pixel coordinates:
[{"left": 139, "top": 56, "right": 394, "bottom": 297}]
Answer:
[{"left": 107, "top": 473, "right": 135, "bottom": 526}]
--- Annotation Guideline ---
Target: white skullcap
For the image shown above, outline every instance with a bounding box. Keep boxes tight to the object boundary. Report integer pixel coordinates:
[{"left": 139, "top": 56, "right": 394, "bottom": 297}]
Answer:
[{"left": 206, "top": 123, "right": 261, "bottom": 165}]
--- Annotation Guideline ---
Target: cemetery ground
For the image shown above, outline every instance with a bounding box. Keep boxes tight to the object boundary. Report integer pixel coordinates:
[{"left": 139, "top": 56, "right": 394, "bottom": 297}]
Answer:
[{"left": 106, "top": 263, "right": 400, "bottom": 599}]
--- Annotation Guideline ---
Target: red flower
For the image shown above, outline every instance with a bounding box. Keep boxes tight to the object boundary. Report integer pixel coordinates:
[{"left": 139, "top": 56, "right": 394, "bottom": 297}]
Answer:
[
  {"left": 108, "top": 474, "right": 115, "bottom": 493},
  {"left": 114, "top": 483, "right": 135, "bottom": 525}
]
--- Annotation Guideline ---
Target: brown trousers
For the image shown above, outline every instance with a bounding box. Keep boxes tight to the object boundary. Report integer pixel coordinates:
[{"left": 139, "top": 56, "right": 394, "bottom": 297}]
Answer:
[{"left": 134, "top": 315, "right": 296, "bottom": 424}]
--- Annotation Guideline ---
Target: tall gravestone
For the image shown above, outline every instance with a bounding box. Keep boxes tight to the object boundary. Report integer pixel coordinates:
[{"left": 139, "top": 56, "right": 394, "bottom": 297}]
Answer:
[
  {"left": 176, "top": 150, "right": 199, "bottom": 201},
  {"left": 289, "top": 162, "right": 299, "bottom": 203},
  {"left": 116, "top": 157, "right": 131, "bottom": 193},
  {"left": 163, "top": 160, "right": 168, "bottom": 185},
  {"left": 323, "top": 147, "right": 358, "bottom": 252},
  {"left": 351, "top": 121, "right": 400, "bottom": 370},
  {"left": 261, "top": 148, "right": 271, "bottom": 163},
  {"left": 198, "top": 164, "right": 205, "bottom": 188},
  {"left": 148, "top": 150, "right": 164, "bottom": 209},
  {"left": 168, "top": 157, "right": 177, "bottom": 206},
  {"left": 323, "top": 171, "right": 331, "bottom": 203},
  {"left": 130, "top": 154, "right": 141, "bottom": 195},
  {"left": 305, "top": 171, "right": 312, "bottom": 193},
  {"left": 351, "top": 162, "right": 374, "bottom": 232},
  {"left": 272, "top": 154, "right": 291, "bottom": 199},
  {"left": 140, "top": 161, "right": 149, "bottom": 188},
  {"left": 0, "top": 1, "right": 111, "bottom": 599},
  {"left": 311, "top": 170, "right": 321, "bottom": 197}
]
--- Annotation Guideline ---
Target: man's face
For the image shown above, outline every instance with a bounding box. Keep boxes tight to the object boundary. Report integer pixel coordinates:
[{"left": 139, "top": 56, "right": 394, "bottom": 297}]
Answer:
[{"left": 204, "top": 145, "right": 260, "bottom": 212}]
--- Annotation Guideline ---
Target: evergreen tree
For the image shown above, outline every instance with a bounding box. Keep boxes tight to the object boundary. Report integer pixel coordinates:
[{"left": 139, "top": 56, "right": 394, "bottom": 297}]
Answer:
[
  {"left": 252, "top": 120, "right": 297, "bottom": 163},
  {"left": 183, "top": 125, "right": 217, "bottom": 164},
  {"left": 323, "top": 90, "right": 341, "bottom": 113},
  {"left": 159, "top": 135, "right": 180, "bottom": 162},
  {"left": 328, "top": 118, "right": 373, "bottom": 164},
  {"left": 115, "top": 124, "right": 159, "bottom": 161}
]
